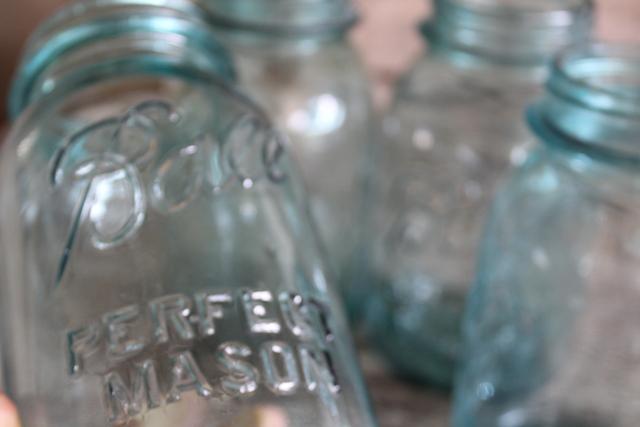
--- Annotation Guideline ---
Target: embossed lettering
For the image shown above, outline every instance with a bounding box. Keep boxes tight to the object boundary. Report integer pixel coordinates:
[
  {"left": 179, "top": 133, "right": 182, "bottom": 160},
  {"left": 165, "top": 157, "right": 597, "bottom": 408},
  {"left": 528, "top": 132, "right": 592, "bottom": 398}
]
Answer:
[
  {"left": 103, "top": 304, "right": 145, "bottom": 360},
  {"left": 298, "top": 345, "right": 341, "bottom": 418},
  {"left": 193, "top": 292, "right": 232, "bottom": 337},
  {"left": 308, "top": 299, "right": 335, "bottom": 344},
  {"left": 167, "top": 351, "right": 214, "bottom": 402},
  {"left": 260, "top": 341, "right": 300, "bottom": 395},
  {"left": 69, "top": 287, "right": 346, "bottom": 423},
  {"left": 279, "top": 292, "right": 314, "bottom": 340},
  {"left": 67, "top": 323, "right": 102, "bottom": 377},
  {"left": 150, "top": 294, "right": 195, "bottom": 344},
  {"left": 242, "top": 290, "right": 281, "bottom": 334},
  {"left": 132, "top": 360, "right": 163, "bottom": 410},
  {"left": 103, "top": 359, "right": 161, "bottom": 424},
  {"left": 151, "top": 142, "right": 206, "bottom": 213},
  {"left": 298, "top": 345, "right": 340, "bottom": 395},
  {"left": 216, "top": 342, "right": 259, "bottom": 397}
]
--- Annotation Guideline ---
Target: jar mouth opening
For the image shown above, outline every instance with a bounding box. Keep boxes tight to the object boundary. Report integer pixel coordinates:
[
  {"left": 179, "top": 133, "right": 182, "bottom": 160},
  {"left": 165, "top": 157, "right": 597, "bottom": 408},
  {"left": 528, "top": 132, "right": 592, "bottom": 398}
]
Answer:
[
  {"left": 450, "top": 0, "right": 589, "bottom": 15},
  {"left": 202, "top": 11, "right": 357, "bottom": 38},
  {"left": 434, "top": 0, "right": 593, "bottom": 25},
  {"left": 9, "top": 0, "right": 234, "bottom": 118},
  {"left": 28, "top": 0, "right": 206, "bottom": 49},
  {"left": 529, "top": 43, "right": 640, "bottom": 167},
  {"left": 425, "top": 0, "right": 593, "bottom": 64},
  {"left": 550, "top": 43, "right": 640, "bottom": 117},
  {"left": 198, "top": 1, "right": 358, "bottom": 37}
]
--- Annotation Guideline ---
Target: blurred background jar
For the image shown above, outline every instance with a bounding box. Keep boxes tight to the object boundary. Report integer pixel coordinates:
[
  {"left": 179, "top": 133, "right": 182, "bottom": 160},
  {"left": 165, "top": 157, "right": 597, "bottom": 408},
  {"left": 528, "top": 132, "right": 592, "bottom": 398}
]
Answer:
[
  {"left": 363, "top": 0, "right": 594, "bottom": 388},
  {"left": 199, "top": 0, "right": 376, "bottom": 316},
  {"left": 0, "top": 1, "right": 377, "bottom": 426},
  {"left": 454, "top": 42, "right": 640, "bottom": 427}
]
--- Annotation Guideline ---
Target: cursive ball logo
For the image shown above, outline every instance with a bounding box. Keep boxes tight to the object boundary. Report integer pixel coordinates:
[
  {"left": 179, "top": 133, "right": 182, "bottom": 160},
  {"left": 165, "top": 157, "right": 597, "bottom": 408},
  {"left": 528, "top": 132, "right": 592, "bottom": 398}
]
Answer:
[{"left": 50, "top": 100, "right": 286, "bottom": 285}]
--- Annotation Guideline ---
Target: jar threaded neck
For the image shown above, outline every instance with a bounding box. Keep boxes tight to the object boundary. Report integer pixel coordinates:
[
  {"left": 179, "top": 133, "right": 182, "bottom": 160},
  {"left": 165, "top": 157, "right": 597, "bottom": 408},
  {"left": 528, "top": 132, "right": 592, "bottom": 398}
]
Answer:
[
  {"left": 9, "top": 0, "right": 235, "bottom": 118},
  {"left": 529, "top": 43, "right": 640, "bottom": 165},
  {"left": 198, "top": 0, "right": 357, "bottom": 36},
  {"left": 424, "top": 0, "right": 594, "bottom": 64}
]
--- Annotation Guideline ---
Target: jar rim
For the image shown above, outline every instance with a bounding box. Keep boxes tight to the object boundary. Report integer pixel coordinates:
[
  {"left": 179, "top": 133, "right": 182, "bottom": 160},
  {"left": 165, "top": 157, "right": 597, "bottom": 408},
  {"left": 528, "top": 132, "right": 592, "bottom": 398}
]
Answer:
[
  {"left": 197, "top": 0, "right": 358, "bottom": 37},
  {"left": 528, "top": 42, "right": 640, "bottom": 167},
  {"left": 9, "top": 0, "right": 235, "bottom": 118},
  {"left": 443, "top": 0, "right": 591, "bottom": 15},
  {"left": 425, "top": 0, "right": 594, "bottom": 64},
  {"left": 549, "top": 42, "right": 640, "bottom": 117}
]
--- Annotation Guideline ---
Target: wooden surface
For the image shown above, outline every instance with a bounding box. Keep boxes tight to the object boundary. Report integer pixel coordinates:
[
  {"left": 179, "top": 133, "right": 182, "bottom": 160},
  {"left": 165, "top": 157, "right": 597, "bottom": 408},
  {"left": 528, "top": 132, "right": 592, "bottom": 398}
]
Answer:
[{"left": 361, "top": 351, "right": 451, "bottom": 426}]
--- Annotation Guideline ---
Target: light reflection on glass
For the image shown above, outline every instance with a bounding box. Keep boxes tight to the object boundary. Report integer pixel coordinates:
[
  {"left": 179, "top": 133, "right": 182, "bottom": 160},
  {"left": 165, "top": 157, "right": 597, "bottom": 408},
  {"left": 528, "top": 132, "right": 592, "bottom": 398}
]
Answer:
[{"left": 286, "top": 94, "right": 346, "bottom": 138}]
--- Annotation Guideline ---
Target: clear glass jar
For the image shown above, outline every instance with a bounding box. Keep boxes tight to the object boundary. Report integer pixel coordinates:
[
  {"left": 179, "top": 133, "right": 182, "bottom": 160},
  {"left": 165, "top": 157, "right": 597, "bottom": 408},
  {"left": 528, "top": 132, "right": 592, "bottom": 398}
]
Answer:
[
  {"left": 364, "top": 0, "right": 593, "bottom": 387},
  {"left": 200, "top": 0, "right": 376, "bottom": 314},
  {"left": 454, "top": 43, "right": 640, "bottom": 427},
  {"left": 0, "top": 1, "right": 377, "bottom": 426}
]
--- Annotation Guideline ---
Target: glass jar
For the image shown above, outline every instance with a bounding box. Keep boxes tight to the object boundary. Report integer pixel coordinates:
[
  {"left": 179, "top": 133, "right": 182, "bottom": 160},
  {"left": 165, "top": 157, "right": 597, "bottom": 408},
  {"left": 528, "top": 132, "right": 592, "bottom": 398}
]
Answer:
[
  {"left": 364, "top": 0, "right": 593, "bottom": 387},
  {"left": 454, "top": 43, "right": 640, "bottom": 427},
  {"left": 0, "top": 1, "right": 377, "bottom": 426},
  {"left": 200, "top": 0, "right": 376, "bottom": 314}
]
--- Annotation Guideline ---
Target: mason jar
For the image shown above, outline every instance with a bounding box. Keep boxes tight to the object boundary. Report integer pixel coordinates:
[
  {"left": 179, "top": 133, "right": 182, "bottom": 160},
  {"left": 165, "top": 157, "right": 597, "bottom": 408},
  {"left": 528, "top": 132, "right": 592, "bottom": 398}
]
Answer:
[
  {"left": 364, "top": 0, "right": 593, "bottom": 387},
  {"left": 0, "top": 1, "right": 377, "bottom": 426},
  {"left": 200, "top": 0, "right": 376, "bottom": 314},
  {"left": 454, "top": 42, "right": 640, "bottom": 427}
]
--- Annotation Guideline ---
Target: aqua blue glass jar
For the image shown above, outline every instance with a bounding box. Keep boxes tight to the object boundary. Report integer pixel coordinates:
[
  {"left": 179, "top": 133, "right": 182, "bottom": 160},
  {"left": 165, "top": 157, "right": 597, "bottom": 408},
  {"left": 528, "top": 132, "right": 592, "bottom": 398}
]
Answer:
[
  {"left": 0, "top": 1, "right": 377, "bottom": 426},
  {"left": 454, "top": 42, "right": 640, "bottom": 427},
  {"left": 364, "top": 0, "right": 593, "bottom": 387},
  {"left": 200, "top": 0, "right": 375, "bottom": 314}
]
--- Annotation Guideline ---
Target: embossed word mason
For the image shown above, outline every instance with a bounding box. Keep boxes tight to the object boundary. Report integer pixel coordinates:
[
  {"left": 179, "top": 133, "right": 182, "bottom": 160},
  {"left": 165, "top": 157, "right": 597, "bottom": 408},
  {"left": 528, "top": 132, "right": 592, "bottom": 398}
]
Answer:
[{"left": 67, "top": 289, "right": 340, "bottom": 423}]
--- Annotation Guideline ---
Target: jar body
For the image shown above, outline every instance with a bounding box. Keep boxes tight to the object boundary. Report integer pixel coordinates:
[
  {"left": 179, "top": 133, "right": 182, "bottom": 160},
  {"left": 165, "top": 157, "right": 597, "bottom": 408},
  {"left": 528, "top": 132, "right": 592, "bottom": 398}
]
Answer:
[
  {"left": 454, "top": 145, "right": 640, "bottom": 427},
  {"left": 223, "top": 37, "right": 375, "bottom": 309},
  {"left": 0, "top": 74, "right": 376, "bottom": 427},
  {"left": 365, "top": 51, "right": 541, "bottom": 386}
]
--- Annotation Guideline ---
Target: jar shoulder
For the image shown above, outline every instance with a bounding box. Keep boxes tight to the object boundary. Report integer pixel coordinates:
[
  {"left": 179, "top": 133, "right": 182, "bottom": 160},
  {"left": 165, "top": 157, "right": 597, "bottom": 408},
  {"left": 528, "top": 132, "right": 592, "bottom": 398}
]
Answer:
[
  {"left": 394, "top": 52, "right": 543, "bottom": 105},
  {"left": 229, "top": 39, "right": 374, "bottom": 144},
  {"left": 383, "top": 66, "right": 538, "bottom": 171},
  {"left": 488, "top": 149, "right": 588, "bottom": 222},
  {"left": 490, "top": 148, "right": 640, "bottom": 226},
  {"left": 231, "top": 39, "right": 370, "bottom": 94}
]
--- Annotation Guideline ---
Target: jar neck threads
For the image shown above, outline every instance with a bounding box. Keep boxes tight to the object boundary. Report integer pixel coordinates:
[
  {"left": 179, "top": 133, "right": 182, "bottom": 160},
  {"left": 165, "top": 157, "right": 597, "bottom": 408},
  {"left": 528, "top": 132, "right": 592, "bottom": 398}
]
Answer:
[
  {"left": 529, "top": 43, "right": 640, "bottom": 166},
  {"left": 424, "top": 0, "right": 593, "bottom": 65},
  {"left": 9, "top": 0, "right": 235, "bottom": 118},
  {"left": 199, "top": 0, "right": 357, "bottom": 38}
]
